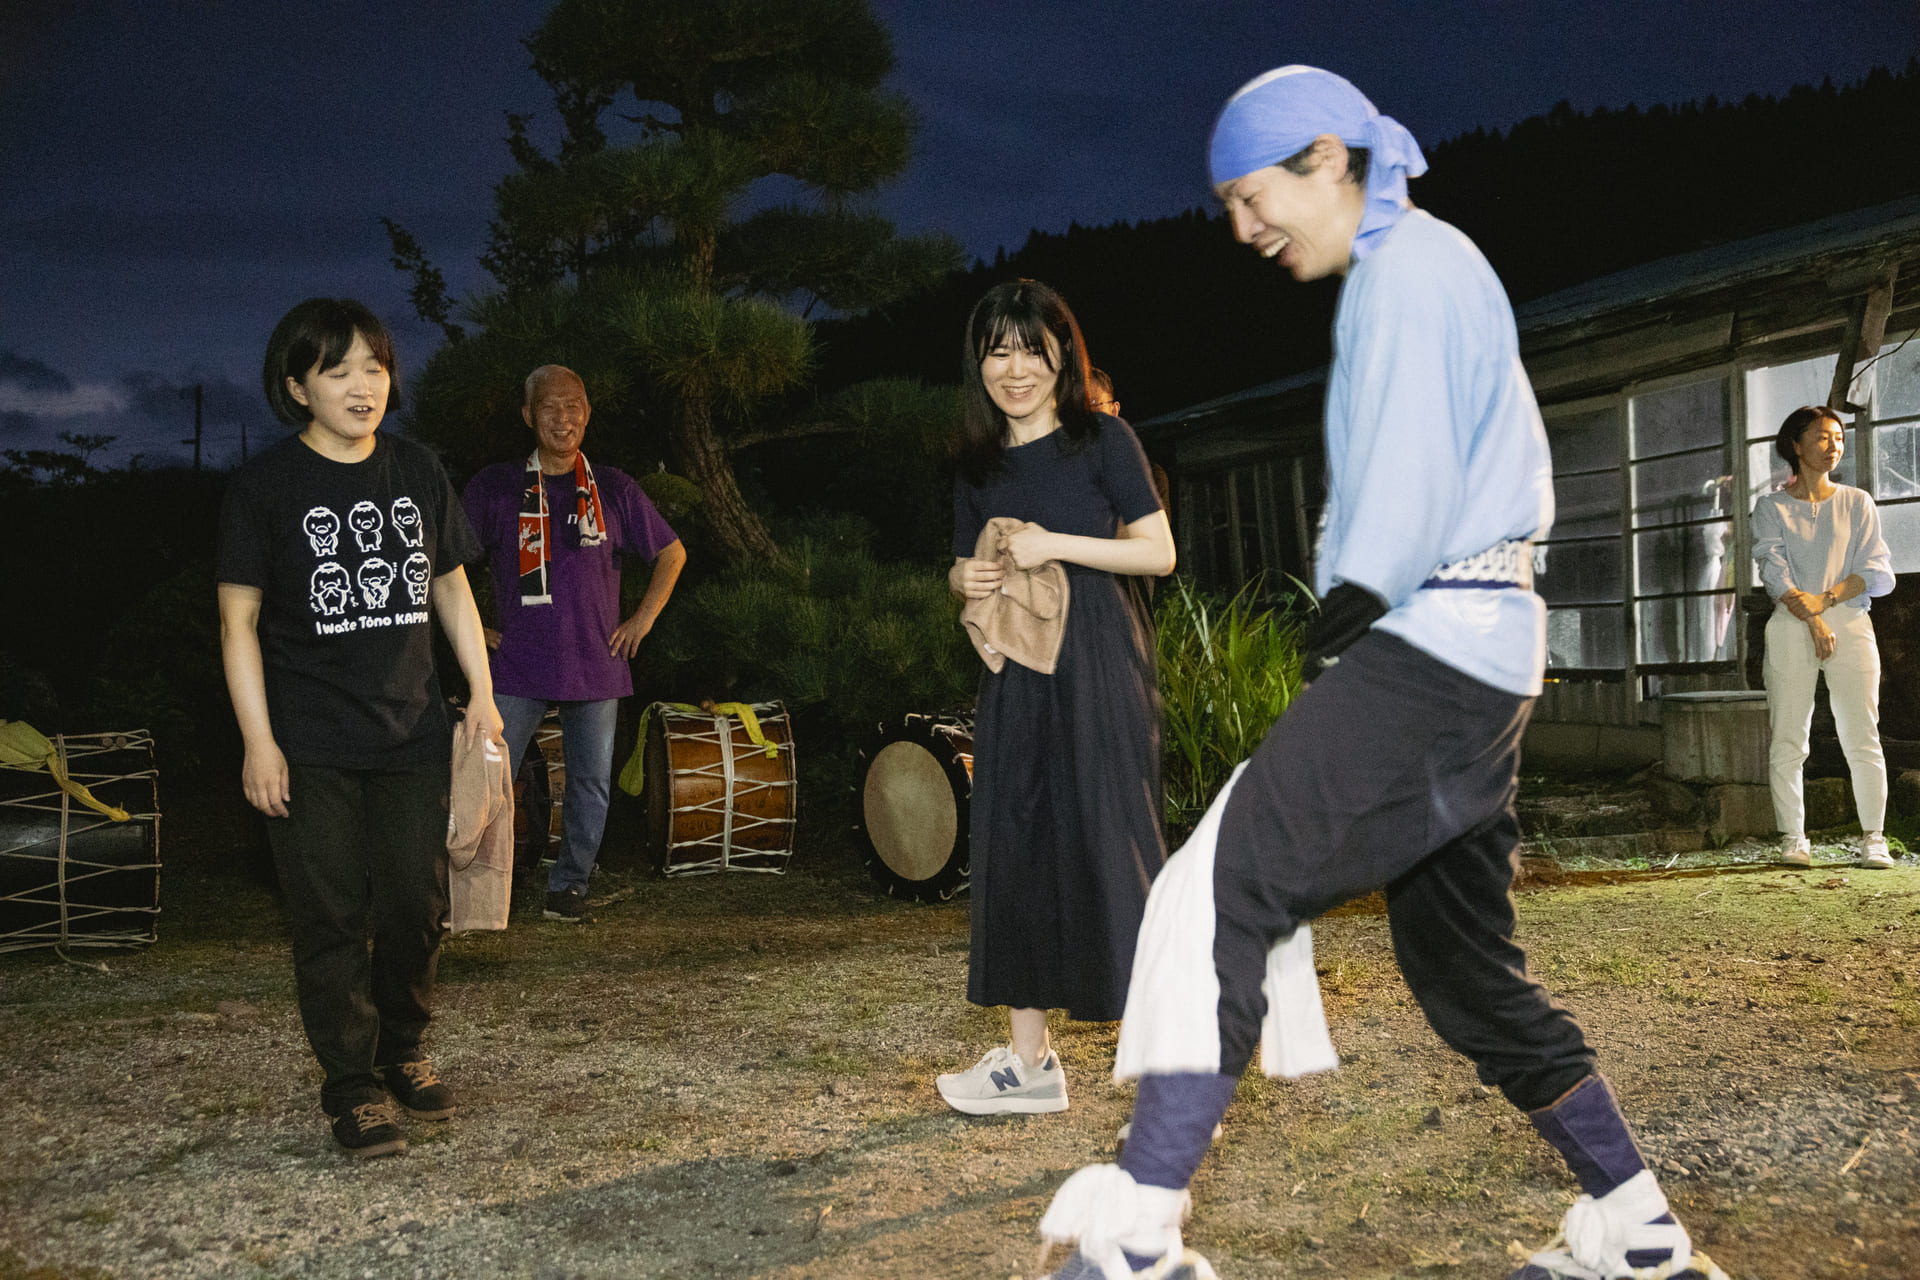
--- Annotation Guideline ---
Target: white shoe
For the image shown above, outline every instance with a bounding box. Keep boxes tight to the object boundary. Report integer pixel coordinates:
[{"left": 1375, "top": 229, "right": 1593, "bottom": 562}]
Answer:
[
  {"left": 1860, "top": 832, "right": 1896, "bottom": 870},
  {"left": 1778, "top": 835, "right": 1811, "bottom": 866},
  {"left": 935, "top": 1045, "right": 1067, "bottom": 1115}
]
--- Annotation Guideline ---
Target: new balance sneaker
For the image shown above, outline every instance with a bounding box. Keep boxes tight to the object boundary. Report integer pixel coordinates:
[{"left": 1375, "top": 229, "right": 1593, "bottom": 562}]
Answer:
[
  {"left": 935, "top": 1045, "right": 1067, "bottom": 1115},
  {"left": 544, "top": 887, "right": 592, "bottom": 922},
  {"left": 1860, "top": 832, "right": 1896, "bottom": 870},
  {"left": 1042, "top": 1246, "right": 1218, "bottom": 1279},
  {"left": 1777, "top": 834, "right": 1812, "bottom": 866},
  {"left": 380, "top": 1057, "right": 455, "bottom": 1120},
  {"left": 328, "top": 1098, "right": 406, "bottom": 1159}
]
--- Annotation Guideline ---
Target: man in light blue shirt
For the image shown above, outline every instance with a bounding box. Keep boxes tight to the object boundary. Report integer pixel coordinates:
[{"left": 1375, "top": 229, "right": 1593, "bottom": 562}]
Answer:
[{"left": 1030, "top": 67, "right": 1729, "bottom": 1280}]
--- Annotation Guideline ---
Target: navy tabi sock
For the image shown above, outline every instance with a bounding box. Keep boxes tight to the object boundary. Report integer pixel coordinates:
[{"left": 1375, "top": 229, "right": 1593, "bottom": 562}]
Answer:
[
  {"left": 1529, "top": 1073, "right": 1679, "bottom": 1268},
  {"left": 1119, "top": 1071, "right": 1239, "bottom": 1192}
]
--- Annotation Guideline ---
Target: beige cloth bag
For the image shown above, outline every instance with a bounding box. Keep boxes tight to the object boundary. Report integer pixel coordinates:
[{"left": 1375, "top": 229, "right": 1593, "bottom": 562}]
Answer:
[{"left": 447, "top": 731, "right": 515, "bottom": 932}]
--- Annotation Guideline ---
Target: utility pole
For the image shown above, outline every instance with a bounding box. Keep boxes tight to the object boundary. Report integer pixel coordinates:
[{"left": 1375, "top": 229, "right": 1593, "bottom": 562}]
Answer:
[{"left": 179, "top": 383, "right": 203, "bottom": 473}]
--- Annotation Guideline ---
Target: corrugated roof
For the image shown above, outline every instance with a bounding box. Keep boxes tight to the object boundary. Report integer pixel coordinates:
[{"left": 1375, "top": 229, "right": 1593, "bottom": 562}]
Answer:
[{"left": 1514, "top": 195, "right": 1920, "bottom": 333}]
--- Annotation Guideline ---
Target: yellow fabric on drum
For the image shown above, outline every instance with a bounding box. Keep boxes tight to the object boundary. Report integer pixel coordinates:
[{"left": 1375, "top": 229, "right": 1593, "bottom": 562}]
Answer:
[
  {"left": 618, "top": 701, "right": 782, "bottom": 797},
  {"left": 0, "top": 721, "right": 131, "bottom": 822}
]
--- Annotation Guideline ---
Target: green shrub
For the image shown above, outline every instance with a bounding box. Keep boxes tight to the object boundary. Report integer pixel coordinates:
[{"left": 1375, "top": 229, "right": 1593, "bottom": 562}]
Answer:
[{"left": 1156, "top": 578, "right": 1308, "bottom": 840}]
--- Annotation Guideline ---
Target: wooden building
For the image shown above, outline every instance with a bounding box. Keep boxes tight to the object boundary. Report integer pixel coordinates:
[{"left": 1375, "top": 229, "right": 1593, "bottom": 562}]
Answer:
[{"left": 1137, "top": 197, "right": 1920, "bottom": 770}]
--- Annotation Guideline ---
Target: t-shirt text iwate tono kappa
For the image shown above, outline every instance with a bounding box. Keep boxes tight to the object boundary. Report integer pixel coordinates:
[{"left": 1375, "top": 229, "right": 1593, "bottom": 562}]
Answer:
[{"left": 216, "top": 433, "right": 482, "bottom": 770}]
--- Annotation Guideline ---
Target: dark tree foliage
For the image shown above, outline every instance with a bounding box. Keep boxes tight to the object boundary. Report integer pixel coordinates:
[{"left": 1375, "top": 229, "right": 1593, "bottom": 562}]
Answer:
[
  {"left": 0, "top": 459, "right": 233, "bottom": 771},
  {"left": 816, "top": 60, "right": 1920, "bottom": 429},
  {"left": 1420, "top": 61, "right": 1920, "bottom": 304},
  {"left": 386, "top": 0, "right": 964, "bottom": 566}
]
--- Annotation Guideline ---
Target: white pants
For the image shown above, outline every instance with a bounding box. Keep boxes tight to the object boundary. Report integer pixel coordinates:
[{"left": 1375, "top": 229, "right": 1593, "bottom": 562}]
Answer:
[{"left": 1763, "top": 606, "right": 1887, "bottom": 836}]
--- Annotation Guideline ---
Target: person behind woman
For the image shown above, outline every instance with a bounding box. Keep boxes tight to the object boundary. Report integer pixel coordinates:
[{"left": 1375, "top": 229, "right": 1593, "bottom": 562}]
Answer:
[
  {"left": 940, "top": 280, "right": 1176, "bottom": 1114},
  {"left": 1752, "top": 404, "right": 1896, "bottom": 870}
]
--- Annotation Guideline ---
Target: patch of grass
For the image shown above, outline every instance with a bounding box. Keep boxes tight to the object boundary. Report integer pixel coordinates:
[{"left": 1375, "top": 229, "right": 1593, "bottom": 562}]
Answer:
[
  {"left": 1801, "top": 980, "right": 1835, "bottom": 1005},
  {"left": 1582, "top": 951, "right": 1652, "bottom": 986},
  {"left": 782, "top": 1048, "right": 869, "bottom": 1077}
]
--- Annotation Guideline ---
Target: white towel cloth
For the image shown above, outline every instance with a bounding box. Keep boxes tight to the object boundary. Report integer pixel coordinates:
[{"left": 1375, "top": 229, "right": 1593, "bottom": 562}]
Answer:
[{"left": 1113, "top": 761, "right": 1339, "bottom": 1081}]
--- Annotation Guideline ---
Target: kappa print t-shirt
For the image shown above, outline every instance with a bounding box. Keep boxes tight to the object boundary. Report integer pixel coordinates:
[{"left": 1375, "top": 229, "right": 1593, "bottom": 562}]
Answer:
[{"left": 217, "top": 433, "right": 481, "bottom": 768}]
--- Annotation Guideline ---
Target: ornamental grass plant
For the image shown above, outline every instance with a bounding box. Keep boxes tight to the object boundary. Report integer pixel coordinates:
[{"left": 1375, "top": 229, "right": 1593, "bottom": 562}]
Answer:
[{"left": 1156, "top": 578, "right": 1309, "bottom": 841}]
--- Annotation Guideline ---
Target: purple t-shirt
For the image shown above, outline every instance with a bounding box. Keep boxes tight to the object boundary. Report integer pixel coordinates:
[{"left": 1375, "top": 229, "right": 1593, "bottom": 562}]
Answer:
[{"left": 463, "top": 460, "right": 678, "bottom": 701}]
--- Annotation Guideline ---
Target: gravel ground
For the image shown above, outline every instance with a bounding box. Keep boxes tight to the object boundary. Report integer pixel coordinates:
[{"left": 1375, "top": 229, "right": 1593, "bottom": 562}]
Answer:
[{"left": 1, "top": 791, "right": 1917, "bottom": 1280}]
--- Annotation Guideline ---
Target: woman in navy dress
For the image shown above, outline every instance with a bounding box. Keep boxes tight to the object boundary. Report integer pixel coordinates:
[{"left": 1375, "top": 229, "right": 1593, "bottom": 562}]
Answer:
[{"left": 937, "top": 280, "right": 1175, "bottom": 1116}]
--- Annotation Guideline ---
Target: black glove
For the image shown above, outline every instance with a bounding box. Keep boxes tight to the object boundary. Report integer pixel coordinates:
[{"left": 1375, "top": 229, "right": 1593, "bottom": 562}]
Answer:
[{"left": 1302, "top": 582, "right": 1389, "bottom": 683}]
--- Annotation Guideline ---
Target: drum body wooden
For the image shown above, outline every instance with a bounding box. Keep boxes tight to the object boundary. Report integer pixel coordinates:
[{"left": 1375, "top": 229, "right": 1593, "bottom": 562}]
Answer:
[
  {"left": 511, "top": 709, "right": 566, "bottom": 874},
  {"left": 645, "top": 702, "right": 796, "bottom": 876},
  {"left": 858, "top": 714, "right": 972, "bottom": 903},
  {"left": 0, "top": 730, "right": 159, "bottom": 952}
]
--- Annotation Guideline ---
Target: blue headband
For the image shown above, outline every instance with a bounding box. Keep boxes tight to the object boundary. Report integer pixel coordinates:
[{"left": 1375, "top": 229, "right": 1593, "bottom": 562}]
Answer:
[{"left": 1209, "top": 65, "right": 1428, "bottom": 262}]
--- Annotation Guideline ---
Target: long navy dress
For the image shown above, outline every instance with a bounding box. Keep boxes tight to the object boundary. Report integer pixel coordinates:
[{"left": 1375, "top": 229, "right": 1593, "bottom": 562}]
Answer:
[{"left": 952, "top": 417, "right": 1167, "bottom": 1022}]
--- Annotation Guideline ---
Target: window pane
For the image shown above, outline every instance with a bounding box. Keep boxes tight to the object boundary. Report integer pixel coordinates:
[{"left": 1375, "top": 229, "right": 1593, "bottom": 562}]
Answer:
[
  {"left": 1550, "top": 471, "right": 1621, "bottom": 538},
  {"left": 1747, "top": 439, "right": 1793, "bottom": 501},
  {"left": 1637, "top": 595, "right": 1737, "bottom": 664},
  {"left": 1537, "top": 537, "right": 1623, "bottom": 605},
  {"left": 1866, "top": 337, "right": 1920, "bottom": 419},
  {"left": 1632, "top": 378, "right": 1725, "bottom": 458},
  {"left": 1747, "top": 353, "right": 1833, "bottom": 440},
  {"left": 1746, "top": 432, "right": 1856, "bottom": 509},
  {"left": 1635, "top": 522, "right": 1734, "bottom": 595},
  {"left": 1881, "top": 500, "right": 1920, "bottom": 575},
  {"left": 1632, "top": 450, "right": 1730, "bottom": 527},
  {"left": 1548, "top": 404, "right": 1622, "bottom": 472},
  {"left": 1876, "top": 423, "right": 1920, "bottom": 501},
  {"left": 1547, "top": 607, "right": 1625, "bottom": 669}
]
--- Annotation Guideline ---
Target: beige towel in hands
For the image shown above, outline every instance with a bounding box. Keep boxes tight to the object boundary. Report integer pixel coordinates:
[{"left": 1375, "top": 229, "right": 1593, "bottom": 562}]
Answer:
[
  {"left": 961, "top": 516, "right": 1070, "bottom": 674},
  {"left": 447, "top": 729, "right": 514, "bottom": 932}
]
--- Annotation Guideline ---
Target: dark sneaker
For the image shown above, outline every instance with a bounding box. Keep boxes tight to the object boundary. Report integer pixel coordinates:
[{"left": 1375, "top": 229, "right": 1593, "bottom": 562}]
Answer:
[
  {"left": 329, "top": 1098, "right": 406, "bottom": 1159},
  {"left": 543, "top": 887, "right": 592, "bottom": 922},
  {"left": 381, "top": 1057, "right": 456, "bottom": 1120}
]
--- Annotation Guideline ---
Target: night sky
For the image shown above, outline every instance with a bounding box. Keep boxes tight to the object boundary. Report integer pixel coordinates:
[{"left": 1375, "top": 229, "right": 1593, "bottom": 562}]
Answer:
[{"left": 3, "top": 0, "right": 1918, "bottom": 468}]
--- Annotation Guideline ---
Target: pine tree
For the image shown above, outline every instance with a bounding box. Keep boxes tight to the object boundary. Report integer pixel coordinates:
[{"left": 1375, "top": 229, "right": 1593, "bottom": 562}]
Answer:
[{"left": 389, "top": 0, "right": 961, "bottom": 564}]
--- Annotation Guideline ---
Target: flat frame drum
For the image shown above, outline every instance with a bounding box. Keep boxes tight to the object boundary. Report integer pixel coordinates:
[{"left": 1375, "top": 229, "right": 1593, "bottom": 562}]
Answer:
[{"left": 858, "top": 714, "right": 971, "bottom": 903}]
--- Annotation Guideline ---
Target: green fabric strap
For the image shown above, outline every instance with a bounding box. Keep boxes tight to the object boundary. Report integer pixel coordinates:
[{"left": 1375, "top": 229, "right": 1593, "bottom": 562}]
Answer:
[
  {"left": 0, "top": 721, "right": 131, "bottom": 822},
  {"left": 616, "top": 702, "right": 782, "bottom": 798}
]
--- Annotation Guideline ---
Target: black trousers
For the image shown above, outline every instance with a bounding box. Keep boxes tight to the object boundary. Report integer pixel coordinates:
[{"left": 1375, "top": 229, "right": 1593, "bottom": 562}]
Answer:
[
  {"left": 1212, "top": 632, "right": 1593, "bottom": 1110},
  {"left": 266, "top": 761, "right": 450, "bottom": 1112}
]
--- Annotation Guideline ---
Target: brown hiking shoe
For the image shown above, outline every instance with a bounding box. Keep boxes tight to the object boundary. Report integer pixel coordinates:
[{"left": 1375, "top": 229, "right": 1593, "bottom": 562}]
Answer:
[
  {"left": 381, "top": 1058, "right": 456, "bottom": 1120},
  {"left": 330, "top": 1098, "right": 406, "bottom": 1159}
]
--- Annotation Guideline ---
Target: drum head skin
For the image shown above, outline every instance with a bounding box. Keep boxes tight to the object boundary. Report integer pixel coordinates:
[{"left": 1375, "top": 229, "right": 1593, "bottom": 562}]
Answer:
[
  {"left": 865, "top": 742, "right": 957, "bottom": 881},
  {"left": 857, "top": 715, "right": 970, "bottom": 903}
]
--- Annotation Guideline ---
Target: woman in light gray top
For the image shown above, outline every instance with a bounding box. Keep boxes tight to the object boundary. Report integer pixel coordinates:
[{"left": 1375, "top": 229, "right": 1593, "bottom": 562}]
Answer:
[{"left": 1751, "top": 404, "right": 1896, "bottom": 869}]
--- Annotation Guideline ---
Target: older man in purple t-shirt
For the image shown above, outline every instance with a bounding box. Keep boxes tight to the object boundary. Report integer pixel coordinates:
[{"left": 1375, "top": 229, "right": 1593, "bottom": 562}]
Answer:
[{"left": 463, "top": 365, "right": 686, "bottom": 922}]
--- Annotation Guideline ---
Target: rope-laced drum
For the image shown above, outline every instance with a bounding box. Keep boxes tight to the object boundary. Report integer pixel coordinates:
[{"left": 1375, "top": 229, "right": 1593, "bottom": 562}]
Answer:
[
  {"left": 857, "top": 714, "right": 972, "bottom": 903},
  {"left": 643, "top": 701, "right": 796, "bottom": 876},
  {"left": 0, "top": 730, "right": 160, "bottom": 954}
]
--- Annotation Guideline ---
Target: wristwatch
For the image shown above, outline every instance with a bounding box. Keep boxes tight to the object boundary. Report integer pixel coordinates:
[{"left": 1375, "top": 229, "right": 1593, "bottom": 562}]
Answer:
[{"left": 1822, "top": 589, "right": 1838, "bottom": 610}]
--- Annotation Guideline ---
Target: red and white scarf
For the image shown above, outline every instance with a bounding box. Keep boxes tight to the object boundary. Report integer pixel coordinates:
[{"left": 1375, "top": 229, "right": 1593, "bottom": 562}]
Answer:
[{"left": 518, "top": 451, "right": 606, "bottom": 606}]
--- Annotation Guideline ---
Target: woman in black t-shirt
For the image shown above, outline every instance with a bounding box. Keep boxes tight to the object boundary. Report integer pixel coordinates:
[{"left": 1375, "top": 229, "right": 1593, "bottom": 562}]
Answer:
[{"left": 217, "top": 297, "right": 502, "bottom": 1159}]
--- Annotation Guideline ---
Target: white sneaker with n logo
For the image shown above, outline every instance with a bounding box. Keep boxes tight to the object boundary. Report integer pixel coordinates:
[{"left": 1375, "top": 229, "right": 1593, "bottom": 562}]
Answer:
[{"left": 937, "top": 1045, "right": 1069, "bottom": 1115}]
